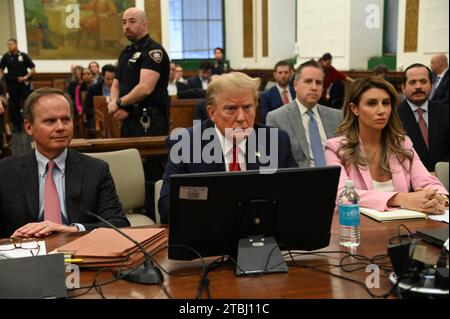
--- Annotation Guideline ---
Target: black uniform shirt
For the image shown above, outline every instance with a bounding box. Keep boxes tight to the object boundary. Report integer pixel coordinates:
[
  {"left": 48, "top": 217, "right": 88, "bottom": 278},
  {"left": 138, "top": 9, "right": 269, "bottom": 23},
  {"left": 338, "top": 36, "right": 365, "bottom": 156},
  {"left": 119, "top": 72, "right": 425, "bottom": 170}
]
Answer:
[
  {"left": 115, "top": 34, "right": 170, "bottom": 111},
  {"left": 0, "top": 51, "right": 35, "bottom": 82}
]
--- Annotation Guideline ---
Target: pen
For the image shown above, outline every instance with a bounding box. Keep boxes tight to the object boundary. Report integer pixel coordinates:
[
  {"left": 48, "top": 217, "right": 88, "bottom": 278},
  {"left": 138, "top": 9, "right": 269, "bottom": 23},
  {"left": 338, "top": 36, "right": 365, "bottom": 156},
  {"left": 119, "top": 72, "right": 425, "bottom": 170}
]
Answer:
[{"left": 64, "top": 258, "right": 83, "bottom": 263}]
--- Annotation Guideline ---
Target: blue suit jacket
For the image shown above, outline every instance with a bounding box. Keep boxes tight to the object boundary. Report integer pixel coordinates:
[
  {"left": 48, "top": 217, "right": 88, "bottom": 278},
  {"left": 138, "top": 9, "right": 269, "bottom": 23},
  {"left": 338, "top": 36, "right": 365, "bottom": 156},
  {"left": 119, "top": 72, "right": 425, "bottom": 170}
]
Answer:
[
  {"left": 259, "top": 85, "right": 296, "bottom": 123},
  {"left": 158, "top": 119, "right": 298, "bottom": 223},
  {"left": 431, "top": 71, "right": 449, "bottom": 105}
]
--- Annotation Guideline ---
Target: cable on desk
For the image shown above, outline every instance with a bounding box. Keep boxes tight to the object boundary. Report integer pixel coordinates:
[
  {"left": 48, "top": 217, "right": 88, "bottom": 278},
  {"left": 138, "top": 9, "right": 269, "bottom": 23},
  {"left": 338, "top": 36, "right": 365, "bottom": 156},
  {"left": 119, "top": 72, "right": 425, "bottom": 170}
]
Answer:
[{"left": 285, "top": 250, "right": 397, "bottom": 298}]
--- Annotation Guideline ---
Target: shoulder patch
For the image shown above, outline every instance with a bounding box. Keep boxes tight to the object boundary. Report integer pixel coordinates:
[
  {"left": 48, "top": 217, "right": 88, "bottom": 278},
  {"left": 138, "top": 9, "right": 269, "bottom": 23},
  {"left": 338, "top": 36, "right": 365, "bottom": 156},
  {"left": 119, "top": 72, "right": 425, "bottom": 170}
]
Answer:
[{"left": 149, "top": 49, "right": 163, "bottom": 64}]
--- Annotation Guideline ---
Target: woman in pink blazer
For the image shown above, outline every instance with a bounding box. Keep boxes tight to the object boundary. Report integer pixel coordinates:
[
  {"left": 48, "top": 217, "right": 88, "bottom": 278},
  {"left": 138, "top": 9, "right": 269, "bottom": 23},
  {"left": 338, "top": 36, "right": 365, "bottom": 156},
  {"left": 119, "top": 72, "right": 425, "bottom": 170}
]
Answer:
[{"left": 325, "top": 77, "right": 448, "bottom": 213}]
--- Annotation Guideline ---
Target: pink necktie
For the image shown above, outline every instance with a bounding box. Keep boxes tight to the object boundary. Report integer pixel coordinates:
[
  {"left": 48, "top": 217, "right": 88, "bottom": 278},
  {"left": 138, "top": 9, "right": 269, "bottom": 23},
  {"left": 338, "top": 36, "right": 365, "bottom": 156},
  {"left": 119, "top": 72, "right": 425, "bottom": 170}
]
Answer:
[
  {"left": 281, "top": 90, "right": 290, "bottom": 105},
  {"left": 44, "top": 161, "right": 62, "bottom": 224},
  {"left": 415, "top": 108, "right": 429, "bottom": 149}
]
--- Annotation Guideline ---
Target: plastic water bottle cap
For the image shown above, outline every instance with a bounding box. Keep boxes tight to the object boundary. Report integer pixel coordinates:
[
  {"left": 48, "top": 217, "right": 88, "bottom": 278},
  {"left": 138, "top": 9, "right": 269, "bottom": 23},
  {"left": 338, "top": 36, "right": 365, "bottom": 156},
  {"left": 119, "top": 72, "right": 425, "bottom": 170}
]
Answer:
[{"left": 345, "top": 180, "right": 354, "bottom": 188}]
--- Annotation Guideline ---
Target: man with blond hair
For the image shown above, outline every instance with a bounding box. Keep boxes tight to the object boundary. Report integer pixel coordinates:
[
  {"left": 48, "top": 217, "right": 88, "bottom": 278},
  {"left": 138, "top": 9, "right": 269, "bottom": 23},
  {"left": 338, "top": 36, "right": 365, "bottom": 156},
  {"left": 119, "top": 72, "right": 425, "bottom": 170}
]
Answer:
[{"left": 158, "top": 72, "right": 297, "bottom": 223}]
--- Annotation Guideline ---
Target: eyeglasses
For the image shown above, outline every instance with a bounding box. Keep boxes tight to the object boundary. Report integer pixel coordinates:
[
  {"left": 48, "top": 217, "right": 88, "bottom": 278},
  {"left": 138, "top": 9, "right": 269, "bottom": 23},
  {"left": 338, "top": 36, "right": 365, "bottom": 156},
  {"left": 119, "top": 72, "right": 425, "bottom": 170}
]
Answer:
[{"left": 0, "top": 238, "right": 41, "bottom": 257}]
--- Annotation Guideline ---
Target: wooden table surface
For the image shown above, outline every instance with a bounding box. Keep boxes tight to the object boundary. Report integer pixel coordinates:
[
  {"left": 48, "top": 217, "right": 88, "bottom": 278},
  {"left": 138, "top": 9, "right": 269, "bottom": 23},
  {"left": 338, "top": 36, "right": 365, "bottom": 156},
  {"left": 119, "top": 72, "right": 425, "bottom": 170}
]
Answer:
[
  {"left": 69, "top": 136, "right": 168, "bottom": 157},
  {"left": 40, "top": 214, "right": 447, "bottom": 299}
]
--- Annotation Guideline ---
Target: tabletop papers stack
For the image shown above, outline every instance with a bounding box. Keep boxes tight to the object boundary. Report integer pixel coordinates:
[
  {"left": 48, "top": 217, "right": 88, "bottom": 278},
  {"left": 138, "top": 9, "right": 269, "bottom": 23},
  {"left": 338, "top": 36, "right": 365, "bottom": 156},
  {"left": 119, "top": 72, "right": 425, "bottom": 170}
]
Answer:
[{"left": 54, "top": 228, "right": 167, "bottom": 269}]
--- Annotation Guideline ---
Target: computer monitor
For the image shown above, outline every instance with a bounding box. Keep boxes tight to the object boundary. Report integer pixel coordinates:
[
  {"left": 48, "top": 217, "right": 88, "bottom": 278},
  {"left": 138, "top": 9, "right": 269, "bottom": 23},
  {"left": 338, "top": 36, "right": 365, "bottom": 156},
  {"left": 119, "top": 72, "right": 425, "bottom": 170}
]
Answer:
[{"left": 168, "top": 166, "right": 341, "bottom": 274}]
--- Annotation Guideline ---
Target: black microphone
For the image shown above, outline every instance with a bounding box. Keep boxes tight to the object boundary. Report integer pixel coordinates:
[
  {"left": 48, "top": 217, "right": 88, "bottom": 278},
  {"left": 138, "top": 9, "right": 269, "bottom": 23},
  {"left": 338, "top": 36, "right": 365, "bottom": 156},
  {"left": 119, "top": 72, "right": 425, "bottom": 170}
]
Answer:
[{"left": 86, "top": 211, "right": 164, "bottom": 285}]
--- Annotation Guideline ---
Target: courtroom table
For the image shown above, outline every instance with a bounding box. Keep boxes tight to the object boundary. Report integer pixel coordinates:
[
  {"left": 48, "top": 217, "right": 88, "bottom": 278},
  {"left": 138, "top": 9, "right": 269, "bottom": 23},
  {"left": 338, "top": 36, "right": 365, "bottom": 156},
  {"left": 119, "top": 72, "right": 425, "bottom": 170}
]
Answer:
[
  {"left": 69, "top": 136, "right": 168, "bottom": 158},
  {"left": 40, "top": 213, "right": 447, "bottom": 299}
]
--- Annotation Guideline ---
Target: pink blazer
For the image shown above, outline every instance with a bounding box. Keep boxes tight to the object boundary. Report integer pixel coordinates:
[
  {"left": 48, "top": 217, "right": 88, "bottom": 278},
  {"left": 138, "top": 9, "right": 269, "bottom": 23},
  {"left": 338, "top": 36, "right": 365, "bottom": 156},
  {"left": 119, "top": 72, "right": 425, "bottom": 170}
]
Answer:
[{"left": 325, "top": 135, "right": 448, "bottom": 211}]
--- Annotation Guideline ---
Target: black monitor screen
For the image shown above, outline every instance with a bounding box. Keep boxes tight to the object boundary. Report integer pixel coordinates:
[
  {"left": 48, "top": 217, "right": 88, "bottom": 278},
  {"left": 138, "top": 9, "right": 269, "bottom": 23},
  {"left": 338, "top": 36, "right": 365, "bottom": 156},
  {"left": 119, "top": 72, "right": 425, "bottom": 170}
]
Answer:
[{"left": 168, "top": 166, "right": 341, "bottom": 260}]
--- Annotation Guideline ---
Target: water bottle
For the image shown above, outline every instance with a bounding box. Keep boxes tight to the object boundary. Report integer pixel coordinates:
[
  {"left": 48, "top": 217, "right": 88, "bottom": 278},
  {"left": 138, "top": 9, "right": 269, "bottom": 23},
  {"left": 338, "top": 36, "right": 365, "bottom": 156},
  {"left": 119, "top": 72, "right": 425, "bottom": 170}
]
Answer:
[{"left": 338, "top": 180, "right": 360, "bottom": 247}]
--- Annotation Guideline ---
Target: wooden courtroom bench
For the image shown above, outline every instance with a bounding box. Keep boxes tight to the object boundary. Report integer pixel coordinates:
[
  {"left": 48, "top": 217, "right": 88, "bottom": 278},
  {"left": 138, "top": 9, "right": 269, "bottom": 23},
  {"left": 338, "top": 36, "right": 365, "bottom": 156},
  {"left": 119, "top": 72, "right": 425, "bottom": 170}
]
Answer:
[
  {"left": 93, "top": 96, "right": 121, "bottom": 138},
  {"left": 170, "top": 97, "right": 201, "bottom": 130}
]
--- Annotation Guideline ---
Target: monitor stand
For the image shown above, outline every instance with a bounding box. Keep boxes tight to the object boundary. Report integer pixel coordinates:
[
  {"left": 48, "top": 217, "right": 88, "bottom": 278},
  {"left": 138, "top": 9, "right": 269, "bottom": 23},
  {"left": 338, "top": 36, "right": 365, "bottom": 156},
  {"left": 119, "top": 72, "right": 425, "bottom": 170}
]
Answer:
[{"left": 235, "top": 235, "right": 288, "bottom": 276}]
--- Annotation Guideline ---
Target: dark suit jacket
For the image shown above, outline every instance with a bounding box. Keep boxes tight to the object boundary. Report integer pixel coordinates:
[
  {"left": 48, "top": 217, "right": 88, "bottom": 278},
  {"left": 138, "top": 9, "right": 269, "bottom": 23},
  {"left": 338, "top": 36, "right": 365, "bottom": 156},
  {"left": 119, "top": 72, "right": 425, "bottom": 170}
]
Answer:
[
  {"left": 431, "top": 71, "right": 449, "bottom": 105},
  {"left": 176, "top": 80, "right": 206, "bottom": 99},
  {"left": 158, "top": 119, "right": 298, "bottom": 223},
  {"left": 0, "top": 149, "right": 130, "bottom": 237},
  {"left": 84, "top": 79, "right": 105, "bottom": 120},
  {"left": 187, "top": 76, "right": 208, "bottom": 90},
  {"left": 259, "top": 85, "right": 296, "bottom": 123},
  {"left": 398, "top": 100, "right": 449, "bottom": 171}
]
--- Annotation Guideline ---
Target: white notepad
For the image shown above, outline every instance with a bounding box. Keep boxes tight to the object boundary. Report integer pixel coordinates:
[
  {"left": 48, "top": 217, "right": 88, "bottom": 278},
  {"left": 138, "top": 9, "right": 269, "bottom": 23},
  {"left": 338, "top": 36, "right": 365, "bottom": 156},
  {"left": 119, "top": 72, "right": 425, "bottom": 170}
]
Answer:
[{"left": 360, "top": 207, "right": 427, "bottom": 222}]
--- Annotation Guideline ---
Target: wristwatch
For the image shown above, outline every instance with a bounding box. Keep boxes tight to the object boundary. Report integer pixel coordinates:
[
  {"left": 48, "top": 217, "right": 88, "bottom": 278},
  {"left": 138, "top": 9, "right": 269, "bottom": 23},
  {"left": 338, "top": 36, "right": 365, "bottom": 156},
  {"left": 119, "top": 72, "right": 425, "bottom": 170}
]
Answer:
[{"left": 116, "top": 98, "right": 122, "bottom": 109}]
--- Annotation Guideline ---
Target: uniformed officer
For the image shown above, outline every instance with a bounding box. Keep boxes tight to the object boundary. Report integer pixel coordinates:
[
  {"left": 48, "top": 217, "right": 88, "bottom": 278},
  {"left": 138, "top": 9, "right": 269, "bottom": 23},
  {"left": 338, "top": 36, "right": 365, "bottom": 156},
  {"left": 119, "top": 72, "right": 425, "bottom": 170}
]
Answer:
[
  {"left": 212, "top": 47, "right": 229, "bottom": 75},
  {"left": 108, "top": 7, "right": 170, "bottom": 137},
  {"left": 0, "top": 38, "right": 35, "bottom": 131}
]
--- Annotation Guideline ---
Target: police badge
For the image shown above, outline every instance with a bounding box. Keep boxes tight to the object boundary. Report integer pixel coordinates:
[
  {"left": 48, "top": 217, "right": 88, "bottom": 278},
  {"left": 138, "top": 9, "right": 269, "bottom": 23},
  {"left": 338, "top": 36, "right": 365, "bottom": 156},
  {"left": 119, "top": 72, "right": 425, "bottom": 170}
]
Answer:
[{"left": 149, "top": 49, "right": 163, "bottom": 64}]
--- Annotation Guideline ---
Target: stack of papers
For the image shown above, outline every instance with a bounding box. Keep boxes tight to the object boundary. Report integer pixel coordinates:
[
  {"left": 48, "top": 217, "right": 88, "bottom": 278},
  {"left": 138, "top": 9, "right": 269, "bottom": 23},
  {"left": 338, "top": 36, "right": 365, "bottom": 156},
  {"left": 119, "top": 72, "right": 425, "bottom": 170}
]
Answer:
[
  {"left": 428, "top": 209, "right": 449, "bottom": 223},
  {"left": 360, "top": 207, "right": 427, "bottom": 222},
  {"left": 53, "top": 228, "right": 167, "bottom": 269}
]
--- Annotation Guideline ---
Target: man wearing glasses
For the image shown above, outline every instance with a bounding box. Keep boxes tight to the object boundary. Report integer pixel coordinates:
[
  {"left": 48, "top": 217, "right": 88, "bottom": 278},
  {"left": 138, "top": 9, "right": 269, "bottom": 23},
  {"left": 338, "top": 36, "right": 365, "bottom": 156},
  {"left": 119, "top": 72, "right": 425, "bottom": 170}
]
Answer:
[
  {"left": 158, "top": 72, "right": 298, "bottom": 223},
  {"left": 0, "top": 88, "right": 130, "bottom": 239}
]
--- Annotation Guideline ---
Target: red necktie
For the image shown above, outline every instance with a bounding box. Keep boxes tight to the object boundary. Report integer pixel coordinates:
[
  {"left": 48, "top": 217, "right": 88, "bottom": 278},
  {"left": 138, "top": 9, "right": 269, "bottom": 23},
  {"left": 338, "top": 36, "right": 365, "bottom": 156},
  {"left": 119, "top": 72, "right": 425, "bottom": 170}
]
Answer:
[
  {"left": 229, "top": 144, "right": 241, "bottom": 172},
  {"left": 44, "top": 161, "right": 62, "bottom": 224},
  {"left": 415, "top": 108, "right": 429, "bottom": 149},
  {"left": 281, "top": 89, "right": 290, "bottom": 105}
]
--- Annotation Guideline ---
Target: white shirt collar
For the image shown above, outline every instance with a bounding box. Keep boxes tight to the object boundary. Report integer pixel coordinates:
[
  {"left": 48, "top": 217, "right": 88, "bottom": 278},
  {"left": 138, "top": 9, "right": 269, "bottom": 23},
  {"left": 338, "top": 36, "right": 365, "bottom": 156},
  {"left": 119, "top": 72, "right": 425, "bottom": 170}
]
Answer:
[
  {"left": 438, "top": 68, "right": 448, "bottom": 78},
  {"left": 214, "top": 126, "right": 247, "bottom": 157},
  {"left": 295, "top": 99, "right": 319, "bottom": 116},
  {"left": 276, "top": 84, "right": 290, "bottom": 95},
  {"left": 35, "top": 148, "right": 68, "bottom": 177},
  {"left": 407, "top": 100, "right": 429, "bottom": 112}
]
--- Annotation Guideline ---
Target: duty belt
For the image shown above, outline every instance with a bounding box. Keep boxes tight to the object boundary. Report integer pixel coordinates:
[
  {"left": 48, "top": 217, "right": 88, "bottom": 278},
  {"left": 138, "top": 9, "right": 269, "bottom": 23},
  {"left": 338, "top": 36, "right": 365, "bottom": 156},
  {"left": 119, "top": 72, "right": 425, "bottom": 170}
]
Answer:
[{"left": 129, "top": 104, "right": 151, "bottom": 132}]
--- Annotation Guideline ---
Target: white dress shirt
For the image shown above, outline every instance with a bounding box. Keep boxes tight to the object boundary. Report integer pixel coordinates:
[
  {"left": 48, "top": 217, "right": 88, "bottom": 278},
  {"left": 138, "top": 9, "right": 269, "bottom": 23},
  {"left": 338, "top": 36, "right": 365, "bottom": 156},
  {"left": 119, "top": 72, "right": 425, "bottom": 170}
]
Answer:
[
  {"left": 276, "top": 84, "right": 293, "bottom": 104},
  {"left": 407, "top": 100, "right": 429, "bottom": 126},
  {"left": 36, "top": 148, "right": 85, "bottom": 231},
  {"left": 168, "top": 80, "right": 178, "bottom": 96},
  {"left": 296, "top": 99, "right": 328, "bottom": 167}
]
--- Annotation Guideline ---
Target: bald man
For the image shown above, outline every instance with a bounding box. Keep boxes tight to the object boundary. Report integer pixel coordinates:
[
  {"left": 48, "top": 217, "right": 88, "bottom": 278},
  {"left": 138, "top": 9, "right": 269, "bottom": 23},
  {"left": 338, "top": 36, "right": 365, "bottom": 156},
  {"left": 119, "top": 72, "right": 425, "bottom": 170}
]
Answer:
[
  {"left": 430, "top": 54, "right": 449, "bottom": 105},
  {"left": 107, "top": 7, "right": 170, "bottom": 137},
  {"left": 107, "top": 8, "right": 170, "bottom": 221}
]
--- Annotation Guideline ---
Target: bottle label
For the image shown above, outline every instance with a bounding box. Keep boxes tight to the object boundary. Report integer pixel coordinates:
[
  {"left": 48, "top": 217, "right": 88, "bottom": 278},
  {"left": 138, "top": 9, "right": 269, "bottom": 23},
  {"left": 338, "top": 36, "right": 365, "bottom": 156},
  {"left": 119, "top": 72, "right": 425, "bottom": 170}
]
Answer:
[{"left": 339, "top": 204, "right": 360, "bottom": 226}]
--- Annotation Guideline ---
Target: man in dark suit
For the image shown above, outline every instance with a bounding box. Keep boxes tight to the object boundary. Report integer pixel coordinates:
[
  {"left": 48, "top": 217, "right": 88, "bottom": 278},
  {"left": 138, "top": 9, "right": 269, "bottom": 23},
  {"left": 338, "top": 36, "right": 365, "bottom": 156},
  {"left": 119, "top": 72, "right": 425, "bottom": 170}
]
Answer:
[
  {"left": 158, "top": 72, "right": 297, "bottom": 223},
  {"left": 187, "top": 61, "right": 213, "bottom": 90},
  {"left": 429, "top": 54, "right": 449, "bottom": 105},
  {"left": 259, "top": 60, "right": 295, "bottom": 123},
  {"left": 84, "top": 64, "right": 116, "bottom": 134},
  {"left": 398, "top": 63, "right": 449, "bottom": 172},
  {"left": 0, "top": 88, "right": 129, "bottom": 238}
]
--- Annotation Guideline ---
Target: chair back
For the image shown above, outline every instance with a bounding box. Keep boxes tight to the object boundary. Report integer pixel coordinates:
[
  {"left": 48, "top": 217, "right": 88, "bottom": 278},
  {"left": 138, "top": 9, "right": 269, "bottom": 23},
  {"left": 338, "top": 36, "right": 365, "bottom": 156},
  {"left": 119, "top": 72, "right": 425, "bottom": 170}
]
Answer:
[{"left": 435, "top": 162, "right": 449, "bottom": 191}]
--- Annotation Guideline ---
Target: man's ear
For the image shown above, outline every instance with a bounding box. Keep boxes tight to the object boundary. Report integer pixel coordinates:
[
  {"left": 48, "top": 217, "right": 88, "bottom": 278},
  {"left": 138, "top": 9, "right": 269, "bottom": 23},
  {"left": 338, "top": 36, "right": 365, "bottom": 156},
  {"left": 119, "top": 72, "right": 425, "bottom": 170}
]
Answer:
[
  {"left": 207, "top": 105, "right": 215, "bottom": 122},
  {"left": 23, "top": 120, "right": 33, "bottom": 136}
]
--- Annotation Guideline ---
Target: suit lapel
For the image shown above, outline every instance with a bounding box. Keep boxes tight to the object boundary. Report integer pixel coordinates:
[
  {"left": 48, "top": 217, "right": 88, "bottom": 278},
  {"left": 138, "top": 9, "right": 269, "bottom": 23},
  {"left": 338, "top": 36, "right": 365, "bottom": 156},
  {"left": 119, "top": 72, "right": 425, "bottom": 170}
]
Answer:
[
  {"left": 19, "top": 153, "right": 40, "bottom": 220},
  {"left": 356, "top": 140, "right": 374, "bottom": 190},
  {"left": 64, "top": 150, "right": 83, "bottom": 223},
  {"left": 388, "top": 153, "right": 409, "bottom": 192},
  {"left": 273, "top": 87, "right": 283, "bottom": 107},
  {"left": 317, "top": 105, "right": 335, "bottom": 138},
  {"left": 287, "top": 102, "right": 311, "bottom": 162}
]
